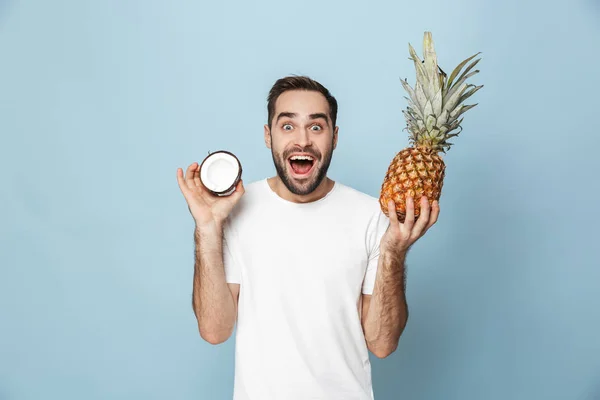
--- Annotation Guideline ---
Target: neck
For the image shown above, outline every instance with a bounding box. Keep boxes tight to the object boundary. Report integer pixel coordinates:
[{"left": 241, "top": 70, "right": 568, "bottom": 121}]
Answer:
[{"left": 267, "top": 176, "right": 335, "bottom": 204}]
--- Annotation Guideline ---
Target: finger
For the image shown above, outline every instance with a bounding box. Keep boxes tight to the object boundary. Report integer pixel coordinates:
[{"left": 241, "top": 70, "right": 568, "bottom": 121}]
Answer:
[
  {"left": 229, "top": 179, "right": 245, "bottom": 202},
  {"left": 387, "top": 199, "right": 399, "bottom": 231},
  {"left": 403, "top": 195, "right": 415, "bottom": 231},
  {"left": 193, "top": 163, "right": 202, "bottom": 188},
  {"left": 224, "top": 179, "right": 243, "bottom": 204},
  {"left": 176, "top": 168, "right": 191, "bottom": 196},
  {"left": 184, "top": 162, "right": 198, "bottom": 188},
  {"left": 412, "top": 196, "right": 431, "bottom": 236},
  {"left": 425, "top": 199, "right": 440, "bottom": 231}
]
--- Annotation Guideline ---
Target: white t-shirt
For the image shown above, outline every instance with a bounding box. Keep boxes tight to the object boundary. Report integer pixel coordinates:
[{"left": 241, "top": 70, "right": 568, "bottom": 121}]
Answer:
[{"left": 222, "top": 178, "right": 390, "bottom": 400}]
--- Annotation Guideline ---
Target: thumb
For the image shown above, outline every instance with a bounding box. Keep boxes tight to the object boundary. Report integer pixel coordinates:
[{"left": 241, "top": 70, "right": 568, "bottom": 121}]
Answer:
[{"left": 229, "top": 179, "right": 245, "bottom": 202}]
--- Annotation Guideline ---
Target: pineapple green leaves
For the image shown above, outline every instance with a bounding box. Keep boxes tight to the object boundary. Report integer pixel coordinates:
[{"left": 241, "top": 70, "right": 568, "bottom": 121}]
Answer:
[{"left": 399, "top": 31, "right": 483, "bottom": 153}]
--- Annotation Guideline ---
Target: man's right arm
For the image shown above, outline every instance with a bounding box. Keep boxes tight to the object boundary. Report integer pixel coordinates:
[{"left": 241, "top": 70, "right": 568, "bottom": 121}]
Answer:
[
  {"left": 176, "top": 161, "right": 244, "bottom": 346},
  {"left": 192, "top": 223, "right": 240, "bottom": 345}
]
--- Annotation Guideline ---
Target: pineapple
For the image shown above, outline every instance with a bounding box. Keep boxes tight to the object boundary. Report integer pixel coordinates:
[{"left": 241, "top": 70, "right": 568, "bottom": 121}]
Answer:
[{"left": 379, "top": 31, "right": 483, "bottom": 222}]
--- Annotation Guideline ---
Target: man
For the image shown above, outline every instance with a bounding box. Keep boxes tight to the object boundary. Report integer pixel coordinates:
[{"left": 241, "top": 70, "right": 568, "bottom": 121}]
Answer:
[{"left": 176, "top": 76, "right": 439, "bottom": 399}]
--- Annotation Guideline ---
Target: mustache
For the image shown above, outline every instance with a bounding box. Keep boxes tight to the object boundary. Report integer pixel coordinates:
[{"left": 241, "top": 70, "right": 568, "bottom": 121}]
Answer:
[{"left": 283, "top": 147, "right": 321, "bottom": 160}]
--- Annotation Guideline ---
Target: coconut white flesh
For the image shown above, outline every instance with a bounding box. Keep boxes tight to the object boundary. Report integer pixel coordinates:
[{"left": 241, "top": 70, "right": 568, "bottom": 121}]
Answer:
[{"left": 201, "top": 153, "right": 239, "bottom": 193}]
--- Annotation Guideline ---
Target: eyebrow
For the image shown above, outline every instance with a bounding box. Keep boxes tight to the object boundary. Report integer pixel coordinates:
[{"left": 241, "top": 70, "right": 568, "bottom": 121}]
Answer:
[
  {"left": 275, "top": 112, "right": 330, "bottom": 124},
  {"left": 276, "top": 112, "right": 297, "bottom": 123},
  {"left": 308, "top": 113, "right": 329, "bottom": 123}
]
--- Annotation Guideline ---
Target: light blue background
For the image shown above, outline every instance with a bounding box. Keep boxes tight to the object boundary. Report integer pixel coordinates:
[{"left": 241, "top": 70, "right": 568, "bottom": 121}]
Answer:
[{"left": 1, "top": 0, "right": 599, "bottom": 399}]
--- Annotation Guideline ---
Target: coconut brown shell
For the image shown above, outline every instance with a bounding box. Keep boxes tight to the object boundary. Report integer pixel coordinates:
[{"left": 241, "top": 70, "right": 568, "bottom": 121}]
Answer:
[{"left": 199, "top": 150, "right": 243, "bottom": 196}]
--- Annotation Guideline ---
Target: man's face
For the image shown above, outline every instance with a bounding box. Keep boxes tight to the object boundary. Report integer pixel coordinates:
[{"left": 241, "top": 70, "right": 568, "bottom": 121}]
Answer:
[{"left": 264, "top": 90, "right": 338, "bottom": 196}]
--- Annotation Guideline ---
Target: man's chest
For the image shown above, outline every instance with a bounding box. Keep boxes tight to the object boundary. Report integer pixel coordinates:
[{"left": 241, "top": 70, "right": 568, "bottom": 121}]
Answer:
[{"left": 235, "top": 215, "right": 369, "bottom": 292}]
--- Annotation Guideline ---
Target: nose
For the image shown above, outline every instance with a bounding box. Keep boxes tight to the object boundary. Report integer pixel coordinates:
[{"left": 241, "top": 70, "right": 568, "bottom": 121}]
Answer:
[{"left": 293, "top": 129, "right": 313, "bottom": 148}]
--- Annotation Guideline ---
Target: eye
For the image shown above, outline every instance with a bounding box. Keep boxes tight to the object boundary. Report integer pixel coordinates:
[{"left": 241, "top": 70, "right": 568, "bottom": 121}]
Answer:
[
  {"left": 310, "top": 124, "right": 322, "bottom": 131},
  {"left": 282, "top": 124, "right": 293, "bottom": 131}
]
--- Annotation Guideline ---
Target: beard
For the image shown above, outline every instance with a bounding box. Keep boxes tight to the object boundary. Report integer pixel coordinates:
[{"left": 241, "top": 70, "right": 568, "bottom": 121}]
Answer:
[{"left": 270, "top": 138, "right": 334, "bottom": 196}]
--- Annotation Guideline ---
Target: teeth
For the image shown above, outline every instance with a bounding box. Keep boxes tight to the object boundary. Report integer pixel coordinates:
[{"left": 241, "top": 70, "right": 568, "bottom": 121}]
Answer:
[{"left": 290, "top": 155, "right": 314, "bottom": 161}]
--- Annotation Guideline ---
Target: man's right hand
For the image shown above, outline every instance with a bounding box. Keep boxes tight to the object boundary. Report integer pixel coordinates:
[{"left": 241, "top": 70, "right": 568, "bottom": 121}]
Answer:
[{"left": 176, "top": 162, "right": 245, "bottom": 230}]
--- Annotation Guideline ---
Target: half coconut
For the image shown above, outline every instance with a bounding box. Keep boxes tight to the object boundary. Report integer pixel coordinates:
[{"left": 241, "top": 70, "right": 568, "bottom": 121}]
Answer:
[{"left": 199, "top": 150, "right": 243, "bottom": 196}]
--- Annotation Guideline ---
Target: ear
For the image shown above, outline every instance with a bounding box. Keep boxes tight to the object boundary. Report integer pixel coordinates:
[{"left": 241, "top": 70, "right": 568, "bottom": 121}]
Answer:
[
  {"left": 264, "top": 124, "right": 271, "bottom": 149},
  {"left": 333, "top": 126, "right": 339, "bottom": 150}
]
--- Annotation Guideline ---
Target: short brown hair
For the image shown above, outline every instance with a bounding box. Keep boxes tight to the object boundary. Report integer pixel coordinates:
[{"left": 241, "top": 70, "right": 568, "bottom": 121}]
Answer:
[{"left": 266, "top": 75, "right": 338, "bottom": 129}]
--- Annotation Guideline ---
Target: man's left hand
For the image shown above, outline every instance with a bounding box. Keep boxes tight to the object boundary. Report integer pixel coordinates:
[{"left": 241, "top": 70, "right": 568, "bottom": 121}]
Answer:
[{"left": 381, "top": 196, "right": 440, "bottom": 255}]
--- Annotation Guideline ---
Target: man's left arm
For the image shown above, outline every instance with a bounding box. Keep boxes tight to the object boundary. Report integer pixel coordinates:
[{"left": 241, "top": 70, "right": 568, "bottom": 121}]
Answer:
[{"left": 361, "top": 195, "right": 440, "bottom": 358}]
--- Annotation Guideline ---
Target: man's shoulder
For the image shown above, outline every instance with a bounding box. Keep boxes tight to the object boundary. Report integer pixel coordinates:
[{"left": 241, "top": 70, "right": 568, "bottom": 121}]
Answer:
[
  {"left": 240, "top": 178, "right": 266, "bottom": 193},
  {"left": 231, "top": 178, "right": 384, "bottom": 215},
  {"left": 333, "top": 180, "right": 381, "bottom": 209},
  {"left": 228, "top": 178, "right": 267, "bottom": 216},
  {"left": 240, "top": 178, "right": 270, "bottom": 201},
  {"left": 332, "top": 181, "right": 390, "bottom": 234}
]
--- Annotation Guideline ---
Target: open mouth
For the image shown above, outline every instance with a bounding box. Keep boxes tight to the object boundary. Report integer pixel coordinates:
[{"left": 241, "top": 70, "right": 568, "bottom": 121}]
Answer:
[{"left": 287, "top": 154, "right": 316, "bottom": 177}]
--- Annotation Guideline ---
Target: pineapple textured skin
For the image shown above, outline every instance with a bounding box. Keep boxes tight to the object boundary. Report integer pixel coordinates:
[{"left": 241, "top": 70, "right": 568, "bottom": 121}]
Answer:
[{"left": 379, "top": 146, "right": 445, "bottom": 222}]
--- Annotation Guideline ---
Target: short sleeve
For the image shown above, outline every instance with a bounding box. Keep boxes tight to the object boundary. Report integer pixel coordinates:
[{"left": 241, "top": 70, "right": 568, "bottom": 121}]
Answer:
[
  {"left": 222, "top": 217, "right": 241, "bottom": 284},
  {"left": 361, "top": 208, "right": 390, "bottom": 295}
]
